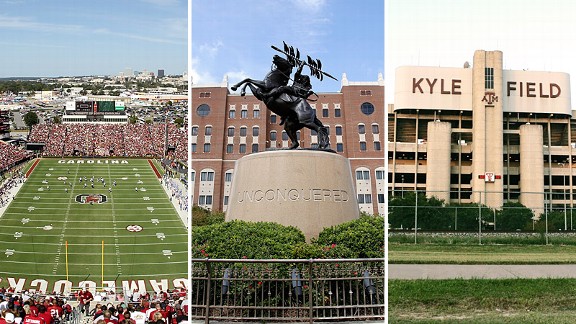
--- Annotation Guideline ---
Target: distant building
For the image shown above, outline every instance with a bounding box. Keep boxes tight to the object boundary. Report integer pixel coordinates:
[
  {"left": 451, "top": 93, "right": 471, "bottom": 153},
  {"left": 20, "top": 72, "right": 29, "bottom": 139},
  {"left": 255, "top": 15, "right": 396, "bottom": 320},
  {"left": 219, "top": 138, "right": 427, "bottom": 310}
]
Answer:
[
  {"left": 158, "top": 69, "right": 165, "bottom": 78},
  {"left": 191, "top": 75, "right": 385, "bottom": 214}
]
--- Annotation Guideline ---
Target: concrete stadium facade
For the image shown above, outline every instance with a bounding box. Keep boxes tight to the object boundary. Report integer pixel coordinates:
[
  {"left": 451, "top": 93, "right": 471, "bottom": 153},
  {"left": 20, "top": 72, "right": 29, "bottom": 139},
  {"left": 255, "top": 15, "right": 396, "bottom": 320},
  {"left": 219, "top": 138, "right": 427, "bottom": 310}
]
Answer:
[{"left": 389, "top": 50, "right": 574, "bottom": 221}]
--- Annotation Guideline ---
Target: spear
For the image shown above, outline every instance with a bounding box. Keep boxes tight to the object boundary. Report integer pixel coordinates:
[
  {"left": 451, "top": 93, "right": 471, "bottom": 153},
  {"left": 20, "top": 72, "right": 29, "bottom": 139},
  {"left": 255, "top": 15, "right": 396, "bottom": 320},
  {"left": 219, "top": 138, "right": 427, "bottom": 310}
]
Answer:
[{"left": 271, "top": 44, "right": 339, "bottom": 81}]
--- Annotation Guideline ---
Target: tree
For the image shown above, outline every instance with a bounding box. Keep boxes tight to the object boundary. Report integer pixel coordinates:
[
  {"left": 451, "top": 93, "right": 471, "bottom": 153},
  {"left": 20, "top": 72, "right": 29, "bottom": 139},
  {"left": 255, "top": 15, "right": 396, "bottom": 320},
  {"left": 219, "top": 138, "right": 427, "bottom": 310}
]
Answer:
[
  {"left": 388, "top": 192, "right": 451, "bottom": 230},
  {"left": 128, "top": 114, "right": 138, "bottom": 124},
  {"left": 23, "top": 111, "right": 39, "bottom": 132},
  {"left": 495, "top": 202, "right": 534, "bottom": 231},
  {"left": 174, "top": 117, "right": 184, "bottom": 128}
]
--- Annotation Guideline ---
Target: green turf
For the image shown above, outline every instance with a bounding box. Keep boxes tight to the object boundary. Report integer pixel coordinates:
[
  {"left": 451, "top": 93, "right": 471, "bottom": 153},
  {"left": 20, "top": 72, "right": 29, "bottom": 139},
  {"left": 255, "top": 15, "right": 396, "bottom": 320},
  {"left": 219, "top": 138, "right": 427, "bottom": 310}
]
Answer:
[
  {"left": 389, "top": 278, "right": 576, "bottom": 323},
  {"left": 0, "top": 158, "right": 187, "bottom": 287}
]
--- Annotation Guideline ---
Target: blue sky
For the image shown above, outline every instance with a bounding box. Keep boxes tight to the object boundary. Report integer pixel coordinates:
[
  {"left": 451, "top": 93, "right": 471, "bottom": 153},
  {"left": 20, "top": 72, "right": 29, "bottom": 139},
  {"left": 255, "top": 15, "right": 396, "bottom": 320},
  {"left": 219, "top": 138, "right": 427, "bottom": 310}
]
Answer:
[
  {"left": 191, "top": 0, "right": 384, "bottom": 93},
  {"left": 0, "top": 0, "right": 187, "bottom": 77}
]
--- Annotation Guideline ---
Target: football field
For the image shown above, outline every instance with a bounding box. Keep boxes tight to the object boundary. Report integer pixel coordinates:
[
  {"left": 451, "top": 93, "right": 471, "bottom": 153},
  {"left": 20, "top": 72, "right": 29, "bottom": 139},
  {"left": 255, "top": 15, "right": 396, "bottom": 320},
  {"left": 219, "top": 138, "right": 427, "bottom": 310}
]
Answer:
[{"left": 0, "top": 158, "right": 187, "bottom": 291}]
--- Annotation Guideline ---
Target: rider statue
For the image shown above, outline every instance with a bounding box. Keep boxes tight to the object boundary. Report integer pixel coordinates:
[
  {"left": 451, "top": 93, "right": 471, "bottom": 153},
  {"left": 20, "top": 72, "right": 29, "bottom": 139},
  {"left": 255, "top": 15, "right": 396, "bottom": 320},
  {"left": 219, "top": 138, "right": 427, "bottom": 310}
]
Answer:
[
  {"left": 230, "top": 43, "right": 334, "bottom": 150},
  {"left": 261, "top": 61, "right": 315, "bottom": 126}
]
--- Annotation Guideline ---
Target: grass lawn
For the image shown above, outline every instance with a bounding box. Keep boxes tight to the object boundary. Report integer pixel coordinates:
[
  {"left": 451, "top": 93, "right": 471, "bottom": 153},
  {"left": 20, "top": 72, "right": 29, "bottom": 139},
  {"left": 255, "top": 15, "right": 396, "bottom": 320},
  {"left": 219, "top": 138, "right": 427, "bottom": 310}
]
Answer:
[
  {"left": 0, "top": 158, "right": 187, "bottom": 291},
  {"left": 389, "top": 243, "right": 576, "bottom": 264},
  {"left": 389, "top": 278, "right": 576, "bottom": 323}
]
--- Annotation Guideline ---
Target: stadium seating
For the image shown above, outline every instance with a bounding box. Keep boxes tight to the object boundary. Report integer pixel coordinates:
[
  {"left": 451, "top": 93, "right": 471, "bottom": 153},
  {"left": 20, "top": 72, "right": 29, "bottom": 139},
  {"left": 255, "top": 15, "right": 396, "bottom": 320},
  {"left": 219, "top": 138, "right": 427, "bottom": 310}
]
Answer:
[{"left": 28, "top": 123, "right": 188, "bottom": 162}]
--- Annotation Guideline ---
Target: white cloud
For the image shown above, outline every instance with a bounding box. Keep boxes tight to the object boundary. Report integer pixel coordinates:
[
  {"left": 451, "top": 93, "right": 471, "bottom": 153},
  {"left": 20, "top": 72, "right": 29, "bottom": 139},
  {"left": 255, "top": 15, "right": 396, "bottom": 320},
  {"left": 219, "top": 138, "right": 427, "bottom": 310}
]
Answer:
[
  {"left": 199, "top": 40, "right": 224, "bottom": 58},
  {"left": 293, "top": 0, "right": 325, "bottom": 12}
]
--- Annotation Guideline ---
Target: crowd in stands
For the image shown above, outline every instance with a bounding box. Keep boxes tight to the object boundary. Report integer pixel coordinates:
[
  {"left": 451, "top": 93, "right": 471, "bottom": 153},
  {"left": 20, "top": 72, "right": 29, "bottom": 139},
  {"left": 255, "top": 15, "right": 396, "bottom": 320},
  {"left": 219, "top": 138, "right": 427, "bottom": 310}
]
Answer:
[
  {"left": 0, "top": 287, "right": 188, "bottom": 324},
  {"left": 0, "top": 142, "right": 33, "bottom": 173},
  {"left": 28, "top": 123, "right": 187, "bottom": 162}
]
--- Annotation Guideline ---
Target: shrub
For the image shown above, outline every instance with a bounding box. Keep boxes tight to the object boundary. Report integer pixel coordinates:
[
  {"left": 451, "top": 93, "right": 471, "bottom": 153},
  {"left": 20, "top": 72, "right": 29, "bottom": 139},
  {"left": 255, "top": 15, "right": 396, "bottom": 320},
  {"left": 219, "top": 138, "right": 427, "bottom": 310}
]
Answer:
[
  {"left": 192, "top": 220, "right": 306, "bottom": 259},
  {"left": 314, "top": 214, "right": 384, "bottom": 258},
  {"left": 192, "top": 205, "right": 225, "bottom": 226}
]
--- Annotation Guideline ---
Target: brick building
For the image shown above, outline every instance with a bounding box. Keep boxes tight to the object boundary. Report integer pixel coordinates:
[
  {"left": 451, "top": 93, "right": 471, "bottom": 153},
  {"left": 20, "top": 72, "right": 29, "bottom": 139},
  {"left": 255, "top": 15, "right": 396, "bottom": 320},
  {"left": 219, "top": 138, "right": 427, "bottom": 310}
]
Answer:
[{"left": 191, "top": 74, "right": 385, "bottom": 215}]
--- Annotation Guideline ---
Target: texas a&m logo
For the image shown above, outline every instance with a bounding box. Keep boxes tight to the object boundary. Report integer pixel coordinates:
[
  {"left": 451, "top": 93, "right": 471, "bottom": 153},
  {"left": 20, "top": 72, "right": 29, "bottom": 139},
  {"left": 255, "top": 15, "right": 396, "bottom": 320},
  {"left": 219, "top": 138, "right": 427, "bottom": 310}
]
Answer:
[{"left": 75, "top": 194, "right": 108, "bottom": 204}]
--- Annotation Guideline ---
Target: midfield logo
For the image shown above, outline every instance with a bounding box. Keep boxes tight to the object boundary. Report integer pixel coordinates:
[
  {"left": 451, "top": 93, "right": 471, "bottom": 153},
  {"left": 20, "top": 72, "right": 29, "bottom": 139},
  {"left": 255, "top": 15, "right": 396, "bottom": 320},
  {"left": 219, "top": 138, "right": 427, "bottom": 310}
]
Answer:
[{"left": 75, "top": 194, "right": 108, "bottom": 204}]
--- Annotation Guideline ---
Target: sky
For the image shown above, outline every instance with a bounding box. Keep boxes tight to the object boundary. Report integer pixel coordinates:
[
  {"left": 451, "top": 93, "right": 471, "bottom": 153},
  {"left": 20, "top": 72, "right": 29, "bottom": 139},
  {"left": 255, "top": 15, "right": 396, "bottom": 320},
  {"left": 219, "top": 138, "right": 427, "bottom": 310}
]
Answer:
[
  {"left": 191, "top": 0, "right": 384, "bottom": 93},
  {"left": 386, "top": 0, "right": 576, "bottom": 103},
  {"left": 0, "top": 0, "right": 187, "bottom": 77}
]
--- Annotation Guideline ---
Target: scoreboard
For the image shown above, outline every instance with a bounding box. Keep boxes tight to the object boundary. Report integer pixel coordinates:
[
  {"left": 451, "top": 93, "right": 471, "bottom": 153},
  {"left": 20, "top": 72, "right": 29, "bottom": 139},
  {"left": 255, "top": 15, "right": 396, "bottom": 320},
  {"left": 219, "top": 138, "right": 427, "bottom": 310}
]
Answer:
[{"left": 66, "top": 100, "right": 125, "bottom": 115}]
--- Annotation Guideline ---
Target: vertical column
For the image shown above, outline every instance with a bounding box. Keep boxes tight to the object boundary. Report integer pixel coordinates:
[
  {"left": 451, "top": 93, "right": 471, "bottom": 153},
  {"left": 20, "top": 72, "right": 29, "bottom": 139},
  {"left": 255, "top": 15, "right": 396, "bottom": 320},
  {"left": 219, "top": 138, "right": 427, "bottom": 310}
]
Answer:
[
  {"left": 471, "top": 50, "right": 504, "bottom": 208},
  {"left": 426, "top": 121, "right": 452, "bottom": 202},
  {"left": 519, "top": 124, "right": 544, "bottom": 217}
]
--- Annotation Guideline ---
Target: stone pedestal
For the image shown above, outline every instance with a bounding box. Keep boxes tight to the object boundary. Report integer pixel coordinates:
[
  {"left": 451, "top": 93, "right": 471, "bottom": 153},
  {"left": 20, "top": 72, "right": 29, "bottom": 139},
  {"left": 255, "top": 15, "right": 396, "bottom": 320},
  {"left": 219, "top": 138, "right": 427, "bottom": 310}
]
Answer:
[{"left": 226, "top": 150, "right": 360, "bottom": 241}]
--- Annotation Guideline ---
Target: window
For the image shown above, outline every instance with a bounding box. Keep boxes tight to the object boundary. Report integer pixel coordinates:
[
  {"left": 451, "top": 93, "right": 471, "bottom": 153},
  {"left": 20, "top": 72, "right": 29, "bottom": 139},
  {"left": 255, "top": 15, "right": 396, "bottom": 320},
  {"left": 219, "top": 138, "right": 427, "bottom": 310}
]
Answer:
[
  {"left": 239, "top": 144, "right": 246, "bottom": 153},
  {"left": 336, "top": 143, "right": 343, "bottom": 152},
  {"left": 360, "top": 90, "right": 372, "bottom": 96},
  {"left": 282, "top": 131, "right": 288, "bottom": 140},
  {"left": 240, "top": 127, "right": 247, "bottom": 136},
  {"left": 199, "top": 92, "right": 211, "bottom": 98},
  {"left": 374, "top": 141, "right": 381, "bottom": 151},
  {"left": 322, "top": 108, "right": 329, "bottom": 118},
  {"left": 376, "top": 170, "right": 384, "bottom": 180},
  {"left": 360, "top": 141, "right": 367, "bottom": 151},
  {"left": 270, "top": 131, "right": 277, "bottom": 141},
  {"left": 252, "top": 127, "right": 259, "bottom": 136},
  {"left": 358, "top": 124, "right": 366, "bottom": 134},
  {"left": 229, "top": 110, "right": 236, "bottom": 119},
  {"left": 361, "top": 102, "right": 375, "bottom": 115},
  {"left": 253, "top": 110, "right": 260, "bottom": 118},
  {"left": 226, "top": 144, "right": 233, "bottom": 153},
  {"left": 336, "top": 126, "right": 342, "bottom": 136},
  {"left": 225, "top": 173, "right": 233, "bottom": 182},
  {"left": 356, "top": 170, "right": 370, "bottom": 180},
  {"left": 203, "top": 143, "right": 211, "bottom": 153},
  {"left": 224, "top": 196, "right": 229, "bottom": 206},
  {"left": 485, "top": 67, "right": 494, "bottom": 89},
  {"left": 311, "top": 129, "right": 317, "bottom": 136},
  {"left": 227, "top": 127, "right": 234, "bottom": 137},
  {"left": 197, "top": 104, "right": 210, "bottom": 117},
  {"left": 377, "top": 194, "right": 385, "bottom": 204},
  {"left": 200, "top": 171, "right": 214, "bottom": 181},
  {"left": 205, "top": 126, "right": 212, "bottom": 135},
  {"left": 252, "top": 143, "right": 259, "bottom": 153},
  {"left": 199, "top": 195, "right": 205, "bottom": 205},
  {"left": 372, "top": 124, "right": 379, "bottom": 134},
  {"left": 357, "top": 194, "right": 371, "bottom": 204},
  {"left": 334, "top": 108, "right": 341, "bottom": 117},
  {"left": 191, "top": 171, "right": 195, "bottom": 181},
  {"left": 191, "top": 143, "right": 196, "bottom": 153},
  {"left": 205, "top": 195, "right": 213, "bottom": 205},
  {"left": 191, "top": 126, "right": 198, "bottom": 136},
  {"left": 296, "top": 131, "right": 301, "bottom": 140},
  {"left": 270, "top": 115, "right": 277, "bottom": 123},
  {"left": 241, "top": 109, "right": 248, "bottom": 118}
]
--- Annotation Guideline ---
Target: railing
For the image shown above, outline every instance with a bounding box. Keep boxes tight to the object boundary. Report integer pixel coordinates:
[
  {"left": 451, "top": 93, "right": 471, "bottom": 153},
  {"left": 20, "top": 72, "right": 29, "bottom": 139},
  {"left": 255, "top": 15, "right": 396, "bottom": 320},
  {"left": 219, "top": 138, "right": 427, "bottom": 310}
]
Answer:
[{"left": 191, "top": 258, "right": 385, "bottom": 323}]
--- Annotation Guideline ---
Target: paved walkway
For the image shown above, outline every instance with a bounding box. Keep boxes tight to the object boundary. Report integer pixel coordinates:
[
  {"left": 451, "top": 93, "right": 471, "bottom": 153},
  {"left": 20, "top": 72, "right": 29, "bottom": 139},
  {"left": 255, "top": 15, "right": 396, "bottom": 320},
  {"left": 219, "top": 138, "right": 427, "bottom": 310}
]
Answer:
[{"left": 389, "top": 264, "right": 576, "bottom": 279}]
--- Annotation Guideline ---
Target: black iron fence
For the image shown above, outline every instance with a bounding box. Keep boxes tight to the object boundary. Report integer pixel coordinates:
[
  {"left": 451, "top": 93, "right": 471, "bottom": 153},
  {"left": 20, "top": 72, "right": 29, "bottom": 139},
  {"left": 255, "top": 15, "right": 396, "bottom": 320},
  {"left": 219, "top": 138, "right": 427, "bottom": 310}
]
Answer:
[{"left": 191, "top": 258, "right": 385, "bottom": 323}]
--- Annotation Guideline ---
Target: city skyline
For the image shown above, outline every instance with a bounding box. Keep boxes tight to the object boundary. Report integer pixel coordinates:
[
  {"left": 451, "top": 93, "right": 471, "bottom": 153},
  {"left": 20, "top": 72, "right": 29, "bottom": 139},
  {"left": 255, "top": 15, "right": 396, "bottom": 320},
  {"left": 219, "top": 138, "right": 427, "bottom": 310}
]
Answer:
[{"left": 0, "top": 0, "right": 187, "bottom": 78}]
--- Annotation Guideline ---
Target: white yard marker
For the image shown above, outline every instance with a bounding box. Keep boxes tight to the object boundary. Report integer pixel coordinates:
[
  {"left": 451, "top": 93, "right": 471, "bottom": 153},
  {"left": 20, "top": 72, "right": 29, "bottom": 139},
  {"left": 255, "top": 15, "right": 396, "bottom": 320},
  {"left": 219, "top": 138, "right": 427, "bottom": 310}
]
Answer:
[
  {"left": 156, "top": 233, "right": 165, "bottom": 240},
  {"left": 21, "top": 218, "right": 30, "bottom": 224},
  {"left": 147, "top": 207, "right": 154, "bottom": 212},
  {"left": 151, "top": 219, "right": 160, "bottom": 225},
  {"left": 28, "top": 206, "right": 35, "bottom": 212},
  {"left": 143, "top": 197, "right": 150, "bottom": 201},
  {"left": 5, "top": 249, "right": 14, "bottom": 257},
  {"left": 14, "top": 232, "right": 22, "bottom": 239}
]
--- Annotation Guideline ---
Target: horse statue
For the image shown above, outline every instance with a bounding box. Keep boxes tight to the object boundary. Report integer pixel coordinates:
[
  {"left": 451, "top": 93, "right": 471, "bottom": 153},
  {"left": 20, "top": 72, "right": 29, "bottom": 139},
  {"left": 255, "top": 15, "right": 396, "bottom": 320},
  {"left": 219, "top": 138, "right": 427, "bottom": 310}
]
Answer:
[{"left": 231, "top": 52, "right": 331, "bottom": 150}]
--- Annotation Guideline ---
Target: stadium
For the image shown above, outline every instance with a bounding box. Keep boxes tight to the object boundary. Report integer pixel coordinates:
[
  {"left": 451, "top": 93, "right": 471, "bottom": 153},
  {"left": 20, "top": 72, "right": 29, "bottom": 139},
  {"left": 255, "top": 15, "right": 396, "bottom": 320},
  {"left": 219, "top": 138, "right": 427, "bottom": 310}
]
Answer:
[
  {"left": 388, "top": 49, "right": 575, "bottom": 221},
  {"left": 0, "top": 99, "right": 188, "bottom": 304}
]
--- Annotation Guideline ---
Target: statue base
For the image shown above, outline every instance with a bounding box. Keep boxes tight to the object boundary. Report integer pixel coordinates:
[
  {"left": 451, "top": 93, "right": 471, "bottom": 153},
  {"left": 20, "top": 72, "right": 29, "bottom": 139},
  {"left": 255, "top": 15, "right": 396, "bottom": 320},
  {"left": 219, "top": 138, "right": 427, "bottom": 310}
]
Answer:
[{"left": 226, "top": 150, "right": 360, "bottom": 241}]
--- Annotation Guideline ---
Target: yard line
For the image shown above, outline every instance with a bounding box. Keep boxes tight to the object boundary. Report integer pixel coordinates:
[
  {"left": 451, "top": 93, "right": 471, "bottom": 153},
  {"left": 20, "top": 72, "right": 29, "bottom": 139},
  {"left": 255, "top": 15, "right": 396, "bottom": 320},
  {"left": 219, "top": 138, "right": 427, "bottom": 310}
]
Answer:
[
  {"left": 108, "top": 164, "right": 122, "bottom": 275},
  {"left": 52, "top": 163, "right": 79, "bottom": 275}
]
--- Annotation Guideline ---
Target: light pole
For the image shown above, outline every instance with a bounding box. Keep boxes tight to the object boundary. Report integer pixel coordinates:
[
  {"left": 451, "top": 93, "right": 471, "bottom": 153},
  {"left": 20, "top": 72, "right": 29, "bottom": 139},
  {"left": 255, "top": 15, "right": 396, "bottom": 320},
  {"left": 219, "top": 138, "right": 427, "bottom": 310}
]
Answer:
[
  {"left": 559, "top": 162, "right": 567, "bottom": 230},
  {"left": 401, "top": 174, "right": 404, "bottom": 198}
]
